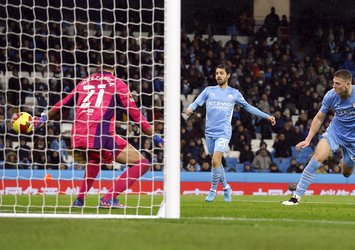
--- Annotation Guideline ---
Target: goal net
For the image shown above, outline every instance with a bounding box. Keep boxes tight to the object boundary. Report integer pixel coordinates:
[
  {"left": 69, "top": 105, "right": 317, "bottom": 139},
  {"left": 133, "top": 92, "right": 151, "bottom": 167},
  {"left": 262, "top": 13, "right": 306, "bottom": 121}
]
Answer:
[{"left": 0, "top": 0, "right": 180, "bottom": 218}]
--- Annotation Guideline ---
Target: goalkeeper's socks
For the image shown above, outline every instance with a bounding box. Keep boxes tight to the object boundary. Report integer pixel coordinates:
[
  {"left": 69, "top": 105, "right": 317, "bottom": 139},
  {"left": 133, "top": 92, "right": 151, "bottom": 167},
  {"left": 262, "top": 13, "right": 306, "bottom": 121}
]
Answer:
[
  {"left": 211, "top": 166, "right": 222, "bottom": 191},
  {"left": 295, "top": 157, "right": 321, "bottom": 197},
  {"left": 103, "top": 158, "right": 150, "bottom": 200},
  {"left": 77, "top": 160, "right": 100, "bottom": 200},
  {"left": 219, "top": 165, "right": 228, "bottom": 189}
]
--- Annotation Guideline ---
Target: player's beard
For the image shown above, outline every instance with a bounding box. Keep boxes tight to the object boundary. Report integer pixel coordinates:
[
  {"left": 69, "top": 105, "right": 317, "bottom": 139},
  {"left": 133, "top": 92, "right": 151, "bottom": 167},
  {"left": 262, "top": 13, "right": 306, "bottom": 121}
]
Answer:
[
  {"left": 217, "top": 79, "right": 227, "bottom": 86},
  {"left": 337, "top": 87, "right": 350, "bottom": 99}
]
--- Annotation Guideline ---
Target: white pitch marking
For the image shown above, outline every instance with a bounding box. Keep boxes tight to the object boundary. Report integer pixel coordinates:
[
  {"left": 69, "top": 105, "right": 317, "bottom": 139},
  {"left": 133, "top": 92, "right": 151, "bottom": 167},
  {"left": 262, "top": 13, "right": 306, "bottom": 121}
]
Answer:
[{"left": 188, "top": 217, "right": 355, "bottom": 225}]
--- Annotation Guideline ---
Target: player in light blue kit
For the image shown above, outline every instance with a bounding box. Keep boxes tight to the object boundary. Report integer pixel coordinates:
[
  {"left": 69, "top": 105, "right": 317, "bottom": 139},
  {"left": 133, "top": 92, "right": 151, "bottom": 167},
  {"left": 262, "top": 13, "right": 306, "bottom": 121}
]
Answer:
[
  {"left": 185, "top": 64, "right": 276, "bottom": 202},
  {"left": 283, "top": 69, "right": 355, "bottom": 205}
]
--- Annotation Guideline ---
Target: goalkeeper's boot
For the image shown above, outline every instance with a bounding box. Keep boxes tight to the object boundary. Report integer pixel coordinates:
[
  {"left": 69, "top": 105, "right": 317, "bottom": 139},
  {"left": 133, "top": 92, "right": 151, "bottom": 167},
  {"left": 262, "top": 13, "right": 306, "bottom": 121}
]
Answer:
[
  {"left": 99, "top": 197, "right": 125, "bottom": 209},
  {"left": 281, "top": 194, "right": 301, "bottom": 206},
  {"left": 223, "top": 185, "right": 232, "bottom": 202},
  {"left": 72, "top": 198, "right": 84, "bottom": 207},
  {"left": 205, "top": 190, "right": 216, "bottom": 202}
]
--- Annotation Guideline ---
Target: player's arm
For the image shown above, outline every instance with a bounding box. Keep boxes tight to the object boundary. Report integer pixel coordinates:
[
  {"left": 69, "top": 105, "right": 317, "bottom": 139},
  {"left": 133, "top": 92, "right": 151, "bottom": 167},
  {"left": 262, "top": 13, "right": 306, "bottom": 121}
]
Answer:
[
  {"left": 185, "top": 88, "right": 208, "bottom": 115},
  {"left": 296, "top": 111, "right": 326, "bottom": 151},
  {"left": 238, "top": 93, "right": 276, "bottom": 125},
  {"left": 34, "top": 87, "right": 77, "bottom": 129}
]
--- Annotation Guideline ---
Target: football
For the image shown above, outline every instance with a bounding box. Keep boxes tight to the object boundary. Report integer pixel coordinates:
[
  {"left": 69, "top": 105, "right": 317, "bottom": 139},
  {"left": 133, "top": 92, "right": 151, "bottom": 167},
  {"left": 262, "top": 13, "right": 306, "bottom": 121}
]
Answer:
[{"left": 12, "top": 112, "right": 33, "bottom": 134}]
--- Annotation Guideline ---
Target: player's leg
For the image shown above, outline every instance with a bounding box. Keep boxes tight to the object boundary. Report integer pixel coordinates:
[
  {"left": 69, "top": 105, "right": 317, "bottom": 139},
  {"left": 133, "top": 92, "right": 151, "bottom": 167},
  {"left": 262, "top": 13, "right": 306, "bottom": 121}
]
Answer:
[
  {"left": 341, "top": 162, "right": 354, "bottom": 177},
  {"left": 109, "top": 143, "right": 149, "bottom": 196},
  {"left": 214, "top": 138, "right": 232, "bottom": 202},
  {"left": 340, "top": 144, "right": 355, "bottom": 177},
  {"left": 282, "top": 138, "right": 332, "bottom": 205},
  {"left": 205, "top": 137, "right": 231, "bottom": 202},
  {"left": 100, "top": 139, "right": 149, "bottom": 208},
  {"left": 73, "top": 150, "right": 101, "bottom": 207}
]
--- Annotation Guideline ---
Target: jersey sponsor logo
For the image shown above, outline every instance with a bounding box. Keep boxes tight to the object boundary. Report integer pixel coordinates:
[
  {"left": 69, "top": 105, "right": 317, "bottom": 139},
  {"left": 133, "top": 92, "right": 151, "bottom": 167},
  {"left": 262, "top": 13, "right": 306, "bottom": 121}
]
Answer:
[
  {"left": 335, "top": 108, "right": 355, "bottom": 117},
  {"left": 207, "top": 101, "right": 234, "bottom": 110}
]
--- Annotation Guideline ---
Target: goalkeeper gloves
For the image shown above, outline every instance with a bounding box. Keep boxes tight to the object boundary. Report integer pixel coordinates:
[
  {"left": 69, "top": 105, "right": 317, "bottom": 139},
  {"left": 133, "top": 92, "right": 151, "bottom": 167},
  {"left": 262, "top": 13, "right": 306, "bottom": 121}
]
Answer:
[
  {"left": 33, "top": 112, "right": 47, "bottom": 129},
  {"left": 11, "top": 113, "right": 19, "bottom": 124},
  {"left": 153, "top": 135, "right": 164, "bottom": 147}
]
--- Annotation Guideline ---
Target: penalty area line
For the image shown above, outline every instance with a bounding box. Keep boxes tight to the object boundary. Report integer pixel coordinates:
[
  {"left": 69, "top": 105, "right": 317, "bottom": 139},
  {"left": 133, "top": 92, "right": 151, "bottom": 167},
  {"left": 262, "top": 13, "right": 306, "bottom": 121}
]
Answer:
[
  {"left": 235, "top": 199, "right": 355, "bottom": 205},
  {"left": 187, "top": 216, "right": 355, "bottom": 225}
]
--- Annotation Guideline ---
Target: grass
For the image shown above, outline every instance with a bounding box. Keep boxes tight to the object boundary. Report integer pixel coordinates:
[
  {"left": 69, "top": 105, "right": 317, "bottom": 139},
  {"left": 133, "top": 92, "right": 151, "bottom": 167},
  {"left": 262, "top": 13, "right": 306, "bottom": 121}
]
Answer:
[{"left": 0, "top": 195, "right": 355, "bottom": 250}]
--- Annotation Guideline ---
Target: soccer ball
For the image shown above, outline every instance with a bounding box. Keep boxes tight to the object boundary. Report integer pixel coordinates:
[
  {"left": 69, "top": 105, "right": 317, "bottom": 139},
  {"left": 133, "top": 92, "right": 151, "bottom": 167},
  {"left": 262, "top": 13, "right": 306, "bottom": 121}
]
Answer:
[{"left": 12, "top": 112, "right": 33, "bottom": 134}]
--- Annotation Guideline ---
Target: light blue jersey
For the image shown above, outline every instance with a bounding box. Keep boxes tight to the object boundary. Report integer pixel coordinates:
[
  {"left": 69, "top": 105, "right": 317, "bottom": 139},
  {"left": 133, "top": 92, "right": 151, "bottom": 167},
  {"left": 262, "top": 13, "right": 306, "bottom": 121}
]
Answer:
[
  {"left": 188, "top": 86, "right": 269, "bottom": 140},
  {"left": 320, "top": 86, "right": 355, "bottom": 144}
]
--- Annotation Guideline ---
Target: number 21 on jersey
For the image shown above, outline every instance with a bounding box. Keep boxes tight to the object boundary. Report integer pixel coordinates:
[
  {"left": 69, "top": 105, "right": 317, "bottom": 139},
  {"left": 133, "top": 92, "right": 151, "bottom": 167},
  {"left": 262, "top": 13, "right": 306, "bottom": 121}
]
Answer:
[{"left": 80, "top": 84, "right": 106, "bottom": 108}]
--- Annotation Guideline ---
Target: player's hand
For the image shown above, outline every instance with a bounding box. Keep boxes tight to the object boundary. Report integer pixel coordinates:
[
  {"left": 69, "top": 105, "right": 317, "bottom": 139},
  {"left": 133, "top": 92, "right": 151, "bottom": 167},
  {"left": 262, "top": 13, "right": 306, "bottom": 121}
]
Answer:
[
  {"left": 295, "top": 140, "right": 310, "bottom": 151},
  {"left": 268, "top": 116, "right": 276, "bottom": 126},
  {"left": 11, "top": 113, "right": 20, "bottom": 124},
  {"left": 33, "top": 112, "right": 47, "bottom": 129},
  {"left": 185, "top": 108, "right": 193, "bottom": 116},
  {"left": 153, "top": 135, "right": 164, "bottom": 148}
]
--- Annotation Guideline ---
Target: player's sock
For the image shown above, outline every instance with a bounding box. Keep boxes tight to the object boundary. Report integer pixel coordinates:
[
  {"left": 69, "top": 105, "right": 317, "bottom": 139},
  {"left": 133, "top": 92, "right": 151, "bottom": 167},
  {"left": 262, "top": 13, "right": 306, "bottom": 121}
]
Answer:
[
  {"left": 219, "top": 165, "right": 228, "bottom": 189},
  {"left": 211, "top": 166, "right": 222, "bottom": 191},
  {"left": 77, "top": 160, "right": 100, "bottom": 200},
  {"left": 103, "top": 159, "right": 150, "bottom": 200},
  {"left": 295, "top": 157, "right": 321, "bottom": 197}
]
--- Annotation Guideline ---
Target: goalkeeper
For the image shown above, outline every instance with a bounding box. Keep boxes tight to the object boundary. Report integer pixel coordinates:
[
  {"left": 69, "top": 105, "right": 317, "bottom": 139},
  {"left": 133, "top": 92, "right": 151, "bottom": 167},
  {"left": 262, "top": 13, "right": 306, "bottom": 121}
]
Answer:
[
  {"left": 32, "top": 52, "right": 163, "bottom": 208},
  {"left": 186, "top": 64, "right": 275, "bottom": 202}
]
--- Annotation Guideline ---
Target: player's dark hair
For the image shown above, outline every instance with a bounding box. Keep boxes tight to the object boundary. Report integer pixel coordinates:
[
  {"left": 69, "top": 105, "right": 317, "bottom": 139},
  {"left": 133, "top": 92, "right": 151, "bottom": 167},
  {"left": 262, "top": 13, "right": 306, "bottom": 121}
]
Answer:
[
  {"left": 216, "top": 64, "right": 231, "bottom": 75},
  {"left": 334, "top": 69, "right": 352, "bottom": 82}
]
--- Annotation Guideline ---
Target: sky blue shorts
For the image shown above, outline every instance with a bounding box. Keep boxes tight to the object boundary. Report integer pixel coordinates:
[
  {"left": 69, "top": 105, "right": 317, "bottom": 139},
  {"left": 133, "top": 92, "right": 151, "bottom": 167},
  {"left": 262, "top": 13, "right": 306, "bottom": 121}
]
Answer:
[
  {"left": 322, "top": 131, "right": 355, "bottom": 168},
  {"left": 205, "top": 136, "right": 230, "bottom": 155}
]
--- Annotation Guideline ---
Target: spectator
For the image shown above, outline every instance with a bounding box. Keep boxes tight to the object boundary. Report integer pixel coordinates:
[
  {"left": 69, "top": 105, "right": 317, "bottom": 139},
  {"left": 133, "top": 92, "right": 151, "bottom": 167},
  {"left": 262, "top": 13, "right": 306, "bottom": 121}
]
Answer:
[
  {"left": 15, "top": 136, "right": 32, "bottom": 169},
  {"left": 287, "top": 158, "right": 300, "bottom": 173},
  {"left": 186, "top": 158, "right": 201, "bottom": 172},
  {"left": 255, "top": 141, "right": 273, "bottom": 161},
  {"left": 183, "top": 140, "right": 202, "bottom": 161},
  {"left": 252, "top": 148, "right": 272, "bottom": 171},
  {"left": 19, "top": 77, "right": 33, "bottom": 107},
  {"left": 50, "top": 134, "right": 69, "bottom": 168},
  {"left": 269, "top": 162, "right": 281, "bottom": 173},
  {"left": 263, "top": 7, "right": 280, "bottom": 38},
  {"left": 278, "top": 15, "right": 290, "bottom": 43},
  {"left": 7, "top": 69, "right": 20, "bottom": 107},
  {"left": 200, "top": 161, "right": 211, "bottom": 172},
  {"left": 5, "top": 151, "right": 17, "bottom": 169},
  {"left": 32, "top": 137, "right": 46, "bottom": 169},
  {"left": 242, "top": 161, "right": 255, "bottom": 172},
  {"left": 239, "top": 144, "right": 254, "bottom": 163},
  {"left": 273, "top": 110, "right": 288, "bottom": 133},
  {"left": 153, "top": 163, "right": 163, "bottom": 171},
  {"left": 239, "top": 9, "right": 255, "bottom": 36},
  {"left": 273, "top": 133, "right": 292, "bottom": 158}
]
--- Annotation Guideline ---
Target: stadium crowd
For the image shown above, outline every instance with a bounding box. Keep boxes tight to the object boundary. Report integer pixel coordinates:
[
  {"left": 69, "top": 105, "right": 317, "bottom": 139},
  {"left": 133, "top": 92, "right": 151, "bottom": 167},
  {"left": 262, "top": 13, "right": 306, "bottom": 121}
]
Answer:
[{"left": 0, "top": 6, "right": 351, "bottom": 174}]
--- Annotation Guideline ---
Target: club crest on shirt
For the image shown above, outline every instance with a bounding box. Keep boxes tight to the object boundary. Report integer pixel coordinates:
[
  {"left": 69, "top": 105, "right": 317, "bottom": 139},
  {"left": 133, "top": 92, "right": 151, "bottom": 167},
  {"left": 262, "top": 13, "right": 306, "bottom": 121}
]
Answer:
[
  {"left": 353, "top": 103, "right": 355, "bottom": 108},
  {"left": 228, "top": 94, "right": 233, "bottom": 100}
]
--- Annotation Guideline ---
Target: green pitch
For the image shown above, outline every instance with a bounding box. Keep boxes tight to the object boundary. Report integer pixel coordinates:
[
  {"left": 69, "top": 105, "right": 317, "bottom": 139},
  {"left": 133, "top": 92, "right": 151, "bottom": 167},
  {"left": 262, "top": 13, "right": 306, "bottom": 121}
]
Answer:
[{"left": 1, "top": 195, "right": 355, "bottom": 250}]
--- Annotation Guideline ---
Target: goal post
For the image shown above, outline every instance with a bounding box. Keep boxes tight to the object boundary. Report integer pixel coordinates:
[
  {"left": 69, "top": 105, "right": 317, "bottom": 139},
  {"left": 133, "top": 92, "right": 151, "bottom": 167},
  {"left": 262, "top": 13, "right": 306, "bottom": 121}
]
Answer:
[
  {"left": 164, "top": 0, "right": 181, "bottom": 219},
  {"left": 0, "top": 0, "right": 180, "bottom": 219}
]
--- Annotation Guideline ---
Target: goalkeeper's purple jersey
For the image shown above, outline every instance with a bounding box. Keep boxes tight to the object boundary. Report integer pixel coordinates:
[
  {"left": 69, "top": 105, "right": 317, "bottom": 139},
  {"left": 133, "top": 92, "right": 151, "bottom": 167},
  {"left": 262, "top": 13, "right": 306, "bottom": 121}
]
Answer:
[
  {"left": 188, "top": 86, "right": 269, "bottom": 139},
  {"left": 53, "top": 72, "right": 151, "bottom": 149},
  {"left": 320, "top": 85, "right": 355, "bottom": 144}
]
